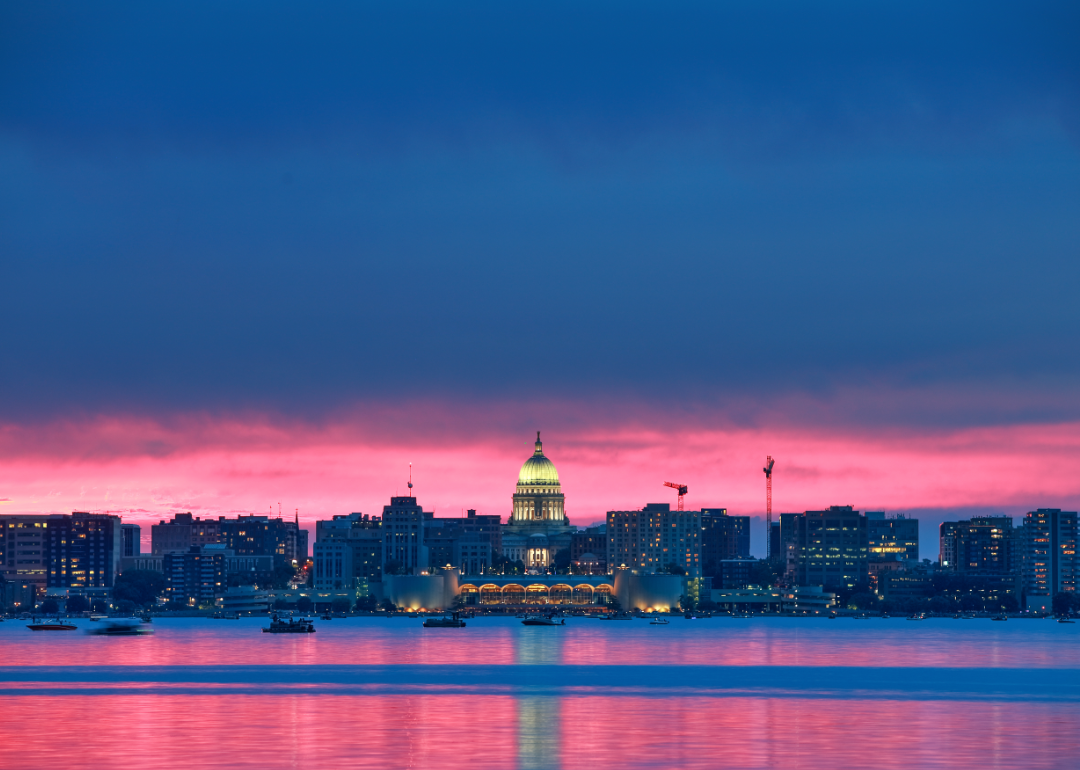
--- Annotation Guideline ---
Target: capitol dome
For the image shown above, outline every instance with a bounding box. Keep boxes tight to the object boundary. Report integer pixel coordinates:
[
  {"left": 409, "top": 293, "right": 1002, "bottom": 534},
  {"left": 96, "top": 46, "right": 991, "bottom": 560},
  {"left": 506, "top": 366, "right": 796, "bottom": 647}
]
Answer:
[{"left": 518, "top": 432, "right": 560, "bottom": 486}]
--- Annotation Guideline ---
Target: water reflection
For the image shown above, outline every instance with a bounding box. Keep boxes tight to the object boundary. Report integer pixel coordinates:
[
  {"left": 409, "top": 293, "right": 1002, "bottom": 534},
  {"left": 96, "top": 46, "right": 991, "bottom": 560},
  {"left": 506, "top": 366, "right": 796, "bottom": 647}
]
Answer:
[
  {"left": 2, "top": 616, "right": 1079, "bottom": 669},
  {"left": 0, "top": 691, "right": 1077, "bottom": 770}
]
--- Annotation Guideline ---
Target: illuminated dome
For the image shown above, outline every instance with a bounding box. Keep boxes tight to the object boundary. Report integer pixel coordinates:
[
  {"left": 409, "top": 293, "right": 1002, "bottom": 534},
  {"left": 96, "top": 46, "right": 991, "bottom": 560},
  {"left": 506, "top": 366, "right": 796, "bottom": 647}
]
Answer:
[{"left": 517, "top": 432, "right": 560, "bottom": 487}]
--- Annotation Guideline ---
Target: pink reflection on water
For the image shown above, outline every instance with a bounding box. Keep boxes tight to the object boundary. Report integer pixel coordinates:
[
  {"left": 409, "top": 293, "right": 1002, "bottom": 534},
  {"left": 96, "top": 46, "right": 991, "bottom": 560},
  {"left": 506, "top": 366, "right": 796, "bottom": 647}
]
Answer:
[
  {"left": 0, "top": 692, "right": 1076, "bottom": 770},
  {"left": 2, "top": 617, "right": 1079, "bottom": 668}
]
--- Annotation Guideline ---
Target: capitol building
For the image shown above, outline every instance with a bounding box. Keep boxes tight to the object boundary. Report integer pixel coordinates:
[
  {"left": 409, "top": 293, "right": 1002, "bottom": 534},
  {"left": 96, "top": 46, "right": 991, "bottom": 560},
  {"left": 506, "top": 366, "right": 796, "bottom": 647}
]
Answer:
[{"left": 501, "top": 432, "right": 574, "bottom": 568}]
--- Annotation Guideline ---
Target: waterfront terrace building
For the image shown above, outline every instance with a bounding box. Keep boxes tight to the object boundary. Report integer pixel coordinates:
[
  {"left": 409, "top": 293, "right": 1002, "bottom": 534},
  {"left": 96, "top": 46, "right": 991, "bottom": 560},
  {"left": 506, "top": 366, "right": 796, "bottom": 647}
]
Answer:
[
  {"left": 607, "top": 503, "right": 701, "bottom": 577},
  {"left": 1021, "top": 508, "right": 1077, "bottom": 612},
  {"left": 790, "top": 506, "right": 869, "bottom": 594}
]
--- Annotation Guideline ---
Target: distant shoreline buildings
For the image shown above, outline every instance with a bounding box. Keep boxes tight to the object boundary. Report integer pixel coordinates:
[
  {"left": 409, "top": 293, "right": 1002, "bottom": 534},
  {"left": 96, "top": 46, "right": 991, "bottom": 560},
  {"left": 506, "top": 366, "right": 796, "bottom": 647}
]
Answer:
[{"left": 0, "top": 433, "right": 1076, "bottom": 614}]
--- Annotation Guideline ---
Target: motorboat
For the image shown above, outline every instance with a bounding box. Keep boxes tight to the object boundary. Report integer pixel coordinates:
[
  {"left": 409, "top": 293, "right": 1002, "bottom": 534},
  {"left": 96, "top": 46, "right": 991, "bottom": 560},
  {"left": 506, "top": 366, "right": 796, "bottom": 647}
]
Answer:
[
  {"left": 212, "top": 611, "right": 240, "bottom": 619},
  {"left": 1058, "top": 617, "right": 1075, "bottom": 624},
  {"left": 320, "top": 613, "right": 333, "bottom": 620},
  {"left": 88, "top": 618, "right": 153, "bottom": 636},
  {"left": 263, "top": 615, "right": 316, "bottom": 633},
  {"left": 649, "top": 617, "right": 670, "bottom": 625},
  {"left": 522, "top": 615, "right": 565, "bottom": 626},
  {"left": 88, "top": 613, "right": 108, "bottom": 622},
  {"left": 27, "top": 618, "right": 78, "bottom": 631},
  {"left": 906, "top": 613, "right": 926, "bottom": 621},
  {"left": 991, "top": 614, "right": 1008, "bottom": 621},
  {"left": 423, "top": 612, "right": 466, "bottom": 628}
]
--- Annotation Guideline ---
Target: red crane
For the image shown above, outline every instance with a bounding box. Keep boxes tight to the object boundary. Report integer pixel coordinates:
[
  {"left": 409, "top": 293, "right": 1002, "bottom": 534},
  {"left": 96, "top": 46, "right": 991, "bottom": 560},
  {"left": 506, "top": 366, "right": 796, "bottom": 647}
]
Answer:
[
  {"left": 763, "top": 456, "right": 775, "bottom": 559},
  {"left": 663, "top": 481, "right": 688, "bottom": 511}
]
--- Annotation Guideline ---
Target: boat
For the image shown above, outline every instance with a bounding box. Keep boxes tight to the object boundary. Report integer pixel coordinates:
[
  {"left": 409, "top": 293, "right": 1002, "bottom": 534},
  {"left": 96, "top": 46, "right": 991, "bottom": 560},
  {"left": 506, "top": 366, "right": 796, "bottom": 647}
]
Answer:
[
  {"left": 1058, "top": 617, "right": 1075, "bottom": 624},
  {"left": 320, "top": 613, "right": 333, "bottom": 620},
  {"left": 88, "top": 618, "right": 153, "bottom": 636},
  {"left": 828, "top": 611, "right": 837, "bottom": 619},
  {"left": 649, "top": 617, "right": 670, "bottom": 625},
  {"left": 906, "top": 613, "right": 925, "bottom": 621},
  {"left": 263, "top": 615, "right": 316, "bottom": 633},
  {"left": 991, "top": 614, "right": 1008, "bottom": 621},
  {"left": 522, "top": 615, "right": 565, "bottom": 626},
  {"left": 27, "top": 618, "right": 78, "bottom": 631},
  {"left": 88, "top": 613, "right": 108, "bottom": 622},
  {"left": 423, "top": 611, "right": 466, "bottom": 628},
  {"left": 212, "top": 611, "right": 239, "bottom": 619}
]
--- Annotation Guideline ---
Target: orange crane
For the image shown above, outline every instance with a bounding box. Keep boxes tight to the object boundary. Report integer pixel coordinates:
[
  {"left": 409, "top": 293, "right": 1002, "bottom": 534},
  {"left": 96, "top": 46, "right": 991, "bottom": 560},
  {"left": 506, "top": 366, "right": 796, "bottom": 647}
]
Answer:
[
  {"left": 663, "top": 481, "right": 688, "bottom": 511},
  {"left": 763, "top": 456, "right": 775, "bottom": 559}
]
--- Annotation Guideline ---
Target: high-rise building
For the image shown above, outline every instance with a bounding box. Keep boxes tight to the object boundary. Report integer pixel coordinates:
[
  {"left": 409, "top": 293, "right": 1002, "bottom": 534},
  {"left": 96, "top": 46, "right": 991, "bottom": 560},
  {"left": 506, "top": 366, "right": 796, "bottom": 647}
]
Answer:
[
  {"left": 607, "top": 503, "right": 701, "bottom": 576},
  {"left": 789, "top": 506, "right": 869, "bottom": 593},
  {"left": 571, "top": 526, "right": 607, "bottom": 573},
  {"left": 314, "top": 513, "right": 383, "bottom": 588},
  {"left": 1021, "top": 508, "right": 1077, "bottom": 612},
  {"left": 866, "top": 512, "right": 918, "bottom": 562},
  {"left": 151, "top": 513, "right": 222, "bottom": 554},
  {"left": 949, "top": 516, "right": 1018, "bottom": 576},
  {"left": 153, "top": 512, "right": 307, "bottom": 566},
  {"left": 46, "top": 512, "right": 123, "bottom": 589},
  {"left": 121, "top": 523, "right": 141, "bottom": 558},
  {"left": 0, "top": 514, "right": 62, "bottom": 594},
  {"left": 382, "top": 496, "right": 430, "bottom": 575},
  {"left": 163, "top": 545, "right": 228, "bottom": 606},
  {"left": 939, "top": 521, "right": 958, "bottom": 568},
  {"left": 701, "top": 509, "right": 751, "bottom": 577}
]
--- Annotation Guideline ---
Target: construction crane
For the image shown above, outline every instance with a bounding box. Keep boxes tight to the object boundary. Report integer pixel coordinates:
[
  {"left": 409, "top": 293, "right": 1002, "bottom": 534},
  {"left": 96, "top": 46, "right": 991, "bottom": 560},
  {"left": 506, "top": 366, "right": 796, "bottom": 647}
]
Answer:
[
  {"left": 663, "top": 481, "right": 688, "bottom": 511},
  {"left": 763, "top": 456, "right": 775, "bottom": 559}
]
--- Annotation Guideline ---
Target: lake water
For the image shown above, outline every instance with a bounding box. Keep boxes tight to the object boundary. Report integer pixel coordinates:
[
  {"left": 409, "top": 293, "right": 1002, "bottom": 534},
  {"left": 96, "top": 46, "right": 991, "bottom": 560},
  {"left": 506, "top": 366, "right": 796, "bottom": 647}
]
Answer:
[{"left": 1, "top": 615, "right": 1078, "bottom": 769}]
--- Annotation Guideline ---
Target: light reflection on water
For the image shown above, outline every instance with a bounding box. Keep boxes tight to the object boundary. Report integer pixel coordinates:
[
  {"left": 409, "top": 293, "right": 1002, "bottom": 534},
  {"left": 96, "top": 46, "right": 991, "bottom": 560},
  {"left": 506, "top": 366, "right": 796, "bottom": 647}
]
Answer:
[{"left": 0, "top": 617, "right": 1077, "bottom": 769}]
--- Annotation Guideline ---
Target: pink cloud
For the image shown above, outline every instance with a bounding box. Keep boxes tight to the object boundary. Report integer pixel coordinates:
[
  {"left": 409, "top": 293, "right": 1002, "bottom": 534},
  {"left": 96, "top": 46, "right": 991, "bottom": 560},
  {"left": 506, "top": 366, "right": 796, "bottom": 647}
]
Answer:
[{"left": 2, "top": 403, "right": 1078, "bottom": 555}]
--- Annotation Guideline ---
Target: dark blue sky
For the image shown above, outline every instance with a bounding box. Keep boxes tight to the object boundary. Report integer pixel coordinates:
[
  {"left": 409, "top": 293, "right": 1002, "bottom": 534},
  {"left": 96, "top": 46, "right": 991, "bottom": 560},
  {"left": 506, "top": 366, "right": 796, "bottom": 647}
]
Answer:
[{"left": 2, "top": 1, "right": 1078, "bottom": 429}]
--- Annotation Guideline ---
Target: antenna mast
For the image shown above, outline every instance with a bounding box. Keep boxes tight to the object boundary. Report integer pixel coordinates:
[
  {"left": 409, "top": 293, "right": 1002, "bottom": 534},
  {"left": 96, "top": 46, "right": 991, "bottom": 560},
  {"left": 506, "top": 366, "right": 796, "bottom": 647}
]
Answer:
[
  {"left": 408, "top": 463, "right": 413, "bottom": 496},
  {"left": 763, "top": 456, "right": 775, "bottom": 560}
]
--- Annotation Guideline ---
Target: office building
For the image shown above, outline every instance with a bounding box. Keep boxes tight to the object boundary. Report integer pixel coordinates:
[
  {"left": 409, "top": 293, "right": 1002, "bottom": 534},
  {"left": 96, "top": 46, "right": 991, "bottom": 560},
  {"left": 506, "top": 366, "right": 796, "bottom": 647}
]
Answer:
[
  {"left": 46, "top": 512, "right": 123, "bottom": 589},
  {"left": 701, "top": 509, "right": 750, "bottom": 577},
  {"left": 121, "top": 523, "right": 141, "bottom": 558},
  {"left": 789, "top": 506, "right": 869, "bottom": 593},
  {"left": 313, "top": 513, "right": 383, "bottom": 588},
  {"left": 382, "top": 496, "right": 430, "bottom": 575},
  {"left": 153, "top": 512, "right": 307, "bottom": 566},
  {"left": 571, "top": 526, "right": 607, "bottom": 574},
  {"left": 607, "top": 503, "right": 701, "bottom": 576},
  {"left": 939, "top": 521, "right": 958, "bottom": 568},
  {"left": 945, "top": 516, "right": 1019, "bottom": 576},
  {"left": 866, "top": 512, "right": 918, "bottom": 562},
  {"left": 163, "top": 545, "right": 228, "bottom": 606},
  {"left": 0, "top": 514, "right": 61, "bottom": 593},
  {"left": 1021, "top": 508, "right": 1077, "bottom": 612}
]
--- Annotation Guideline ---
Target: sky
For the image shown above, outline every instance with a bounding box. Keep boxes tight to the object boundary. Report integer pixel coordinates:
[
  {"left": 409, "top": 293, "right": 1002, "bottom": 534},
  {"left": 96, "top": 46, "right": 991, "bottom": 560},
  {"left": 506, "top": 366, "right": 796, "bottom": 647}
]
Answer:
[{"left": 1, "top": 2, "right": 1079, "bottom": 556}]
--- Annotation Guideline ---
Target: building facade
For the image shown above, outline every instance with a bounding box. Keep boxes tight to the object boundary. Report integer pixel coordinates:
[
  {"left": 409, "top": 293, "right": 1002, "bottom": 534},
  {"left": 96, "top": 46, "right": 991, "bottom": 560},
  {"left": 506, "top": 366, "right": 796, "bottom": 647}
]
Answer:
[
  {"left": 607, "top": 503, "right": 701, "bottom": 577},
  {"left": 790, "top": 506, "right": 869, "bottom": 593},
  {"left": 121, "top": 523, "right": 141, "bottom": 558},
  {"left": 46, "top": 512, "right": 123, "bottom": 589},
  {"left": 701, "top": 509, "right": 751, "bottom": 577},
  {"left": 866, "top": 512, "right": 918, "bottom": 562},
  {"left": 382, "top": 496, "right": 430, "bottom": 575},
  {"left": 1021, "top": 508, "right": 1077, "bottom": 611},
  {"left": 163, "top": 545, "right": 228, "bottom": 606}
]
